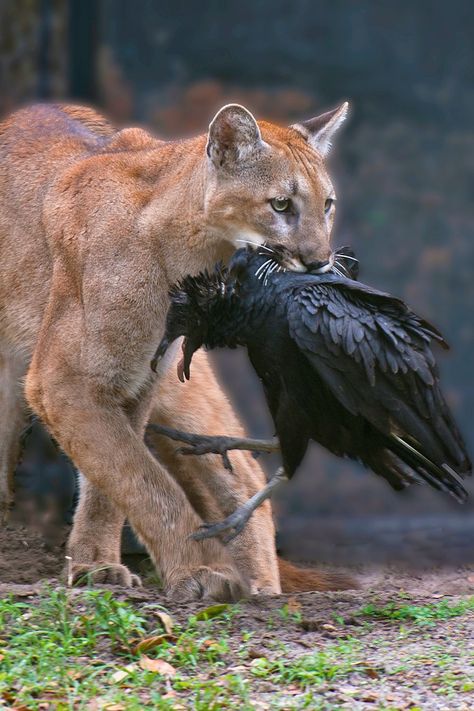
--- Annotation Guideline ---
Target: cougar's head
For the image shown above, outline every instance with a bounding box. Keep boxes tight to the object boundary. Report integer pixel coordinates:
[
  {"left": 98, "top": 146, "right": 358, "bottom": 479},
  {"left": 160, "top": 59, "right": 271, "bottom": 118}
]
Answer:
[{"left": 204, "top": 101, "right": 349, "bottom": 273}]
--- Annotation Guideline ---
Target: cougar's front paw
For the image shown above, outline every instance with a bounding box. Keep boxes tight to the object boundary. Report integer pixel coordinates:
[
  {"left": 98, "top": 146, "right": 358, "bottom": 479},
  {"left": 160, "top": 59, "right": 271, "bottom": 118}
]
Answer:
[
  {"left": 165, "top": 565, "right": 247, "bottom": 603},
  {"left": 67, "top": 562, "right": 142, "bottom": 588}
]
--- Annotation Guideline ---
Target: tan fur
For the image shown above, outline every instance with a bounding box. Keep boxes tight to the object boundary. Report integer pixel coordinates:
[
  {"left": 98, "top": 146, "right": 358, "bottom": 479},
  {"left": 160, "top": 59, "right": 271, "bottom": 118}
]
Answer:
[{"left": 0, "top": 102, "right": 348, "bottom": 599}]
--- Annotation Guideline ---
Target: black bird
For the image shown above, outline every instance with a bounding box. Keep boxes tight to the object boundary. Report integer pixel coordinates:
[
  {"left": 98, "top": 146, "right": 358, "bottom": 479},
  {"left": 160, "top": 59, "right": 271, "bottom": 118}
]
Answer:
[{"left": 152, "top": 247, "right": 471, "bottom": 540}]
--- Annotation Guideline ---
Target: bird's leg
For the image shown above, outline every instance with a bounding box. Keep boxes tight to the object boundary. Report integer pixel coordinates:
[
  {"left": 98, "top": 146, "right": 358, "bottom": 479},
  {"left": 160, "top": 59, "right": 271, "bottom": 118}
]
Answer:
[
  {"left": 192, "top": 467, "right": 288, "bottom": 543},
  {"left": 146, "top": 423, "right": 279, "bottom": 472}
]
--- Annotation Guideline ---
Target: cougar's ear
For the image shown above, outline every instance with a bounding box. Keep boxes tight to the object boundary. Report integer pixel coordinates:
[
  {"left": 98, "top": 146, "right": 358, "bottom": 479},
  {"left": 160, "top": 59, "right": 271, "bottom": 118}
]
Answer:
[
  {"left": 291, "top": 102, "right": 349, "bottom": 157},
  {"left": 207, "top": 104, "right": 267, "bottom": 169}
]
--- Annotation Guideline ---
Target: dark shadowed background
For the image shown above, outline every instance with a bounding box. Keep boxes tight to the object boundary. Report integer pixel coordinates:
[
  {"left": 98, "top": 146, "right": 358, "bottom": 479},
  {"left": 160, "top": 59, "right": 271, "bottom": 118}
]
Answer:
[{"left": 1, "top": 0, "right": 473, "bottom": 565}]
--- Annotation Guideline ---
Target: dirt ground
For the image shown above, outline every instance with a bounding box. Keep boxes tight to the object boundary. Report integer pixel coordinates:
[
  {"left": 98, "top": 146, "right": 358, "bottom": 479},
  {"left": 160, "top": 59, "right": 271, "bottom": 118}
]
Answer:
[{"left": 0, "top": 521, "right": 473, "bottom": 709}]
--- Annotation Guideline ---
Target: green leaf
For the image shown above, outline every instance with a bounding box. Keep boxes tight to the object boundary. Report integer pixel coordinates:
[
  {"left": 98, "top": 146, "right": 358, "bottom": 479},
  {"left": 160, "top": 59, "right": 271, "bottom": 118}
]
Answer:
[{"left": 195, "top": 604, "right": 230, "bottom": 621}]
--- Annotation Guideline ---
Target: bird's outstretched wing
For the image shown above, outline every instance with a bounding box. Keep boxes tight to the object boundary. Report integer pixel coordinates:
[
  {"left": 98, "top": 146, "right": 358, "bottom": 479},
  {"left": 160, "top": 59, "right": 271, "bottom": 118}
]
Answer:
[{"left": 286, "top": 279, "right": 470, "bottom": 498}]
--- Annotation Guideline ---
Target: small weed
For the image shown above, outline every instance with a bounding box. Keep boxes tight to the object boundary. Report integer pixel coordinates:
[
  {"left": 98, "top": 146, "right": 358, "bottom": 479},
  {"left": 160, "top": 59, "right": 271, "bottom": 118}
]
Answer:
[
  {"left": 250, "top": 638, "right": 360, "bottom": 686},
  {"left": 358, "top": 597, "right": 474, "bottom": 625},
  {"left": 278, "top": 603, "right": 302, "bottom": 624}
]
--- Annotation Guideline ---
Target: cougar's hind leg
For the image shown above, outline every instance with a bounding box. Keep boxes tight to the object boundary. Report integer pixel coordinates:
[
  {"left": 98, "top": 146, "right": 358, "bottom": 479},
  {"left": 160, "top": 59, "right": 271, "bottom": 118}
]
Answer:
[
  {"left": 0, "top": 350, "right": 28, "bottom": 523},
  {"left": 147, "top": 350, "right": 281, "bottom": 595}
]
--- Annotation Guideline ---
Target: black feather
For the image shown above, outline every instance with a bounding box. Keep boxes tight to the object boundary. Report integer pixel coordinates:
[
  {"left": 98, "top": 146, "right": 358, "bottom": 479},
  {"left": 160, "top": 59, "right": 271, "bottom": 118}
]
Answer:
[{"left": 157, "top": 247, "right": 471, "bottom": 503}]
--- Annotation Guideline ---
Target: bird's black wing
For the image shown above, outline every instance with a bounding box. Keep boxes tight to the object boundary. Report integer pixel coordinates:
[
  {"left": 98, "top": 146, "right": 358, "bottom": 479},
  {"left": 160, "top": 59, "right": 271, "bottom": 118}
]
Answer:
[{"left": 285, "top": 280, "right": 470, "bottom": 497}]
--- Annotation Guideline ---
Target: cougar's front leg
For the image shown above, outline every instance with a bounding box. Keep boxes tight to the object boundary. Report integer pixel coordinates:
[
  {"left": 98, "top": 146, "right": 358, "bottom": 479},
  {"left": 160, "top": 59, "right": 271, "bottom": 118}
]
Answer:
[
  {"left": 148, "top": 350, "right": 281, "bottom": 594},
  {"left": 65, "top": 387, "right": 156, "bottom": 587},
  {"left": 26, "top": 308, "right": 244, "bottom": 602},
  {"left": 66, "top": 476, "right": 140, "bottom": 586}
]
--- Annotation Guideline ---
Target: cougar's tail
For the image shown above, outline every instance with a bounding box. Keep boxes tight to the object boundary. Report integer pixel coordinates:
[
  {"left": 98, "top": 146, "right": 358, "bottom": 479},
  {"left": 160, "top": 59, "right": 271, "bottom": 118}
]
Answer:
[{"left": 278, "top": 557, "right": 358, "bottom": 593}]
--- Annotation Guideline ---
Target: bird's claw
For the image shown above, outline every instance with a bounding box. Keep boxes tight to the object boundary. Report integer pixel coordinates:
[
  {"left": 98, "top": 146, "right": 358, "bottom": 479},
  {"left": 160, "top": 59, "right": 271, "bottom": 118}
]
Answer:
[
  {"left": 178, "top": 444, "right": 234, "bottom": 473},
  {"left": 192, "top": 509, "right": 251, "bottom": 543}
]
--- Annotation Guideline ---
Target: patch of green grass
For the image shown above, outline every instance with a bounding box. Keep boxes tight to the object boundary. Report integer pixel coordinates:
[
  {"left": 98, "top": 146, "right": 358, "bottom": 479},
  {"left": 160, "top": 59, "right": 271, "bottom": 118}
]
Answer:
[
  {"left": 249, "top": 638, "right": 361, "bottom": 686},
  {"left": 0, "top": 587, "right": 363, "bottom": 708},
  {"left": 357, "top": 597, "right": 474, "bottom": 626},
  {"left": 277, "top": 603, "right": 302, "bottom": 624},
  {"left": 1, "top": 587, "right": 472, "bottom": 709},
  {"left": 430, "top": 670, "right": 474, "bottom": 698},
  {"left": 0, "top": 587, "right": 251, "bottom": 709}
]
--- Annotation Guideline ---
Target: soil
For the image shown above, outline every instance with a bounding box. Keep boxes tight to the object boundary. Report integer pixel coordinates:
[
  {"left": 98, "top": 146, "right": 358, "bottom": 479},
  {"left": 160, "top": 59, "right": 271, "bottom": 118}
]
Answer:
[{"left": 0, "top": 521, "right": 473, "bottom": 709}]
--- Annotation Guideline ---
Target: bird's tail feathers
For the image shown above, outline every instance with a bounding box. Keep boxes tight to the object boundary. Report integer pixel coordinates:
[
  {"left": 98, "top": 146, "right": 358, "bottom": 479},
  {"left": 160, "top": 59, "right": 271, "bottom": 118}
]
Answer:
[{"left": 385, "top": 434, "right": 469, "bottom": 503}]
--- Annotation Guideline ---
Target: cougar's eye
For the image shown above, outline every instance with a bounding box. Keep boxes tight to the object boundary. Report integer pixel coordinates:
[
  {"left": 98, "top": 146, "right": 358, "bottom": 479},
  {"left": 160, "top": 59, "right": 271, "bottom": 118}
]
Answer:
[
  {"left": 324, "top": 197, "right": 335, "bottom": 215},
  {"left": 271, "top": 196, "right": 291, "bottom": 213}
]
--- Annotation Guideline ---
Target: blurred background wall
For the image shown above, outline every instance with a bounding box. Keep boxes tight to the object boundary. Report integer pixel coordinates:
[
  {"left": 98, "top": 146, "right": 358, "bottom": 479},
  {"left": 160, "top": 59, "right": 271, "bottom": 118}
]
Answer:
[{"left": 1, "top": 0, "right": 473, "bottom": 564}]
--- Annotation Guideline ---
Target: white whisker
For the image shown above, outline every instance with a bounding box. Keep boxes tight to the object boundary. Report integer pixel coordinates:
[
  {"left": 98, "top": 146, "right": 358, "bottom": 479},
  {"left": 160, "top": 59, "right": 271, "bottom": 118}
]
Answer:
[
  {"left": 334, "top": 260, "right": 351, "bottom": 276},
  {"left": 260, "top": 262, "right": 273, "bottom": 283},
  {"left": 255, "top": 259, "right": 273, "bottom": 278},
  {"left": 258, "top": 264, "right": 272, "bottom": 281},
  {"left": 260, "top": 263, "right": 273, "bottom": 282},
  {"left": 264, "top": 262, "right": 280, "bottom": 285},
  {"left": 332, "top": 266, "right": 346, "bottom": 278},
  {"left": 335, "top": 253, "right": 358, "bottom": 263},
  {"left": 268, "top": 262, "right": 280, "bottom": 274},
  {"left": 235, "top": 239, "right": 276, "bottom": 256}
]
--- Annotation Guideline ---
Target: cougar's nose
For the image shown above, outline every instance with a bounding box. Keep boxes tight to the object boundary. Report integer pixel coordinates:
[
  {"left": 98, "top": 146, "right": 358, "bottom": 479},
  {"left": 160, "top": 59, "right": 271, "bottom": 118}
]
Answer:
[
  {"left": 298, "top": 245, "right": 332, "bottom": 273},
  {"left": 305, "top": 258, "right": 332, "bottom": 274}
]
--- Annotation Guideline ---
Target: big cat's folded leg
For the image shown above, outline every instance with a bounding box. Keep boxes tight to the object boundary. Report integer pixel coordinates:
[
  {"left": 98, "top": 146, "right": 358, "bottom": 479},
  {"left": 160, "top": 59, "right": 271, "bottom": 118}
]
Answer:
[{"left": 193, "top": 467, "right": 288, "bottom": 543}]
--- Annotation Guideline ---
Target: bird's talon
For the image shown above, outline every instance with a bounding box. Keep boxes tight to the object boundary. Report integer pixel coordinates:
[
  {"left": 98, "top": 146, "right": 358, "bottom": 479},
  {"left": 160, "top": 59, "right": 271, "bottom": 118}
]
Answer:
[{"left": 222, "top": 452, "right": 233, "bottom": 472}]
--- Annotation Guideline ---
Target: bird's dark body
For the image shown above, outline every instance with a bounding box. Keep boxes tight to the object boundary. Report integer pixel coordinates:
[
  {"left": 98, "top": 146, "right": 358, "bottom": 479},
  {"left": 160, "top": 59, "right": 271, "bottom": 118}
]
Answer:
[{"left": 158, "top": 248, "right": 471, "bottom": 501}]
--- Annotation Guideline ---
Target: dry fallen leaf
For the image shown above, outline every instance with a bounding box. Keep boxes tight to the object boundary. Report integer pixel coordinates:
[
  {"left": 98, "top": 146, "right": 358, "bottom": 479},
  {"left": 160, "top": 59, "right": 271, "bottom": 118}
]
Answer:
[
  {"left": 287, "top": 597, "right": 302, "bottom": 613},
  {"left": 153, "top": 611, "right": 174, "bottom": 635},
  {"left": 361, "top": 691, "right": 380, "bottom": 702},
  {"left": 162, "top": 691, "right": 177, "bottom": 699},
  {"left": 131, "top": 634, "right": 175, "bottom": 655},
  {"left": 321, "top": 623, "right": 337, "bottom": 632},
  {"left": 139, "top": 656, "right": 177, "bottom": 676},
  {"left": 363, "top": 666, "right": 380, "bottom": 679},
  {"left": 201, "top": 639, "right": 219, "bottom": 649},
  {"left": 110, "top": 669, "right": 129, "bottom": 683}
]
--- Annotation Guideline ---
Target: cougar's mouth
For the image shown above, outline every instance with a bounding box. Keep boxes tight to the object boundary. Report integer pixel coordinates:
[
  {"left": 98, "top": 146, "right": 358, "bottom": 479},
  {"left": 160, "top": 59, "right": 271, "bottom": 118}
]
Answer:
[
  {"left": 310, "top": 255, "right": 334, "bottom": 274},
  {"left": 254, "top": 244, "right": 358, "bottom": 282},
  {"left": 254, "top": 244, "right": 330, "bottom": 281}
]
